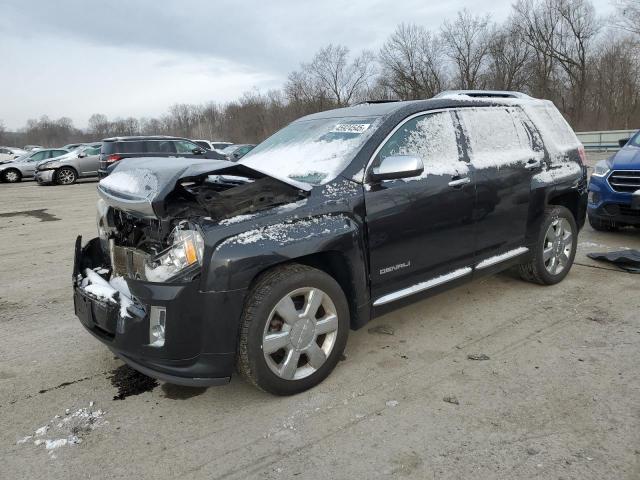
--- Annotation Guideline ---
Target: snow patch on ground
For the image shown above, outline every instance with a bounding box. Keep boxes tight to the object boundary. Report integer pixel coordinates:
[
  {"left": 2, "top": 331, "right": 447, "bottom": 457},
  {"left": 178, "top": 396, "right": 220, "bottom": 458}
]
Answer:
[{"left": 17, "top": 403, "right": 107, "bottom": 457}]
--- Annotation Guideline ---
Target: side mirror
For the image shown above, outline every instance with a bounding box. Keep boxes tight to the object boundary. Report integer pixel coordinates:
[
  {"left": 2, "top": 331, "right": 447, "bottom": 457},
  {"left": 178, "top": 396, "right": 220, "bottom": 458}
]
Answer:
[
  {"left": 78, "top": 152, "right": 87, "bottom": 158},
  {"left": 370, "top": 155, "right": 424, "bottom": 181},
  {"left": 619, "top": 138, "right": 630, "bottom": 148}
]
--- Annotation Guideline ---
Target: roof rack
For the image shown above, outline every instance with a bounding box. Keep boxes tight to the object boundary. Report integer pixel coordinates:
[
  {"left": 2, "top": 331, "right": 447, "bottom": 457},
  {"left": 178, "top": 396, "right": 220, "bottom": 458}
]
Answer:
[{"left": 434, "top": 90, "right": 532, "bottom": 99}]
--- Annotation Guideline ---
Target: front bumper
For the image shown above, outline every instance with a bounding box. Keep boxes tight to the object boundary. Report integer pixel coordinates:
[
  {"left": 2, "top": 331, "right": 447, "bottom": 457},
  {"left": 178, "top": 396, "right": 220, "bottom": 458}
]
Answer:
[
  {"left": 35, "top": 169, "right": 55, "bottom": 184},
  {"left": 73, "top": 236, "right": 246, "bottom": 386},
  {"left": 588, "top": 175, "right": 640, "bottom": 226}
]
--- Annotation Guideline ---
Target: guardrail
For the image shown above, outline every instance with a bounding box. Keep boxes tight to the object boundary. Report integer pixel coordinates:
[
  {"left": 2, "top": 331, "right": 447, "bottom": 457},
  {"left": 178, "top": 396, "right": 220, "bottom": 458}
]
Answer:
[{"left": 575, "top": 129, "right": 638, "bottom": 151}]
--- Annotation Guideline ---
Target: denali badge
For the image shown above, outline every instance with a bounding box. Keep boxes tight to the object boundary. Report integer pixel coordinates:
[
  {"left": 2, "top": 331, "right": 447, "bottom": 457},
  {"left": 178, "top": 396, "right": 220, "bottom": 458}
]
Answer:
[{"left": 380, "top": 261, "right": 411, "bottom": 275}]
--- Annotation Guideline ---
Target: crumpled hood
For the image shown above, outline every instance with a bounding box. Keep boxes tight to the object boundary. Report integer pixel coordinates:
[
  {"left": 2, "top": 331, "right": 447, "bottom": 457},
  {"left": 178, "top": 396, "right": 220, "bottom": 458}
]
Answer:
[
  {"left": 610, "top": 146, "right": 640, "bottom": 169},
  {"left": 97, "top": 157, "right": 311, "bottom": 218}
]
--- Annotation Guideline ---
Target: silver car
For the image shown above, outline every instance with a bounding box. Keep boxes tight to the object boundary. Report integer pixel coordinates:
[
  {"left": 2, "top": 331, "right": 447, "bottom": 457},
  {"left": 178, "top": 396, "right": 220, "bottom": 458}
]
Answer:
[
  {"left": 0, "top": 147, "right": 27, "bottom": 162},
  {"left": 35, "top": 144, "right": 102, "bottom": 185},
  {"left": 0, "top": 148, "right": 69, "bottom": 183}
]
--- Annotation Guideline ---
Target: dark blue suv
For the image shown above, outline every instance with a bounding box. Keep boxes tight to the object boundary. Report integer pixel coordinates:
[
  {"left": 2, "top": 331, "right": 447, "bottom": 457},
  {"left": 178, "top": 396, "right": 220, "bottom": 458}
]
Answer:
[{"left": 588, "top": 130, "right": 640, "bottom": 230}]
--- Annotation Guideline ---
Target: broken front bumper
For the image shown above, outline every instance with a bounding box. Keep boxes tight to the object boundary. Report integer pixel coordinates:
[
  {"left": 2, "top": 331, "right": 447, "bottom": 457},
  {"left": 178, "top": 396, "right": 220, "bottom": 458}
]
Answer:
[
  {"left": 35, "top": 169, "right": 55, "bottom": 184},
  {"left": 73, "top": 236, "right": 246, "bottom": 387}
]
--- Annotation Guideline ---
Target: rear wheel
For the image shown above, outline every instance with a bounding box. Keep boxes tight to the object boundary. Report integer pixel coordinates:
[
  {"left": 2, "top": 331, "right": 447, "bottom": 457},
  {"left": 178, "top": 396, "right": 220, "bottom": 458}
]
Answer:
[
  {"left": 519, "top": 206, "right": 577, "bottom": 285},
  {"left": 56, "top": 167, "right": 77, "bottom": 185},
  {"left": 237, "top": 264, "right": 349, "bottom": 395},
  {"left": 2, "top": 169, "right": 21, "bottom": 183},
  {"left": 588, "top": 215, "right": 618, "bottom": 232}
]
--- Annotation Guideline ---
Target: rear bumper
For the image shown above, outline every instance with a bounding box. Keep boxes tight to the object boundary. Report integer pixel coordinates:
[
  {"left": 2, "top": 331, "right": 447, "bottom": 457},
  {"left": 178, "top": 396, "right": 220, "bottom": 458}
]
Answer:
[{"left": 73, "top": 236, "right": 245, "bottom": 386}]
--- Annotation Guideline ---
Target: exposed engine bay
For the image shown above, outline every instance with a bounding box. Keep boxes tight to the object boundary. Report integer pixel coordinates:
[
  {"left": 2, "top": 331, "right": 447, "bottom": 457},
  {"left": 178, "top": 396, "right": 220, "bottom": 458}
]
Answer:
[{"left": 97, "top": 169, "right": 308, "bottom": 281}]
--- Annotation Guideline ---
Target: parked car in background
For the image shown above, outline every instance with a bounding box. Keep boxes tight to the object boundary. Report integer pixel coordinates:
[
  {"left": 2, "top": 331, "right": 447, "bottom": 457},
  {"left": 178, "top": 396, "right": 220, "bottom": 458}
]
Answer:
[
  {"left": 221, "top": 143, "right": 255, "bottom": 161},
  {"left": 98, "top": 136, "right": 225, "bottom": 177},
  {"left": 35, "top": 143, "right": 102, "bottom": 185},
  {"left": 0, "top": 148, "right": 69, "bottom": 182},
  {"left": 0, "top": 147, "right": 27, "bottom": 161},
  {"left": 23, "top": 145, "right": 43, "bottom": 151},
  {"left": 63, "top": 143, "right": 84, "bottom": 151},
  {"left": 588, "top": 129, "right": 640, "bottom": 230},
  {"left": 193, "top": 140, "right": 233, "bottom": 152},
  {"left": 73, "top": 91, "right": 587, "bottom": 394}
]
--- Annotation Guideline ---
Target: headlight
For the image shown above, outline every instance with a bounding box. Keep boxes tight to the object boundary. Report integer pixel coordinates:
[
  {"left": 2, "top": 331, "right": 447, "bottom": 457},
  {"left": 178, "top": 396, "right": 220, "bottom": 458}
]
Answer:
[
  {"left": 144, "top": 225, "right": 204, "bottom": 282},
  {"left": 592, "top": 160, "right": 610, "bottom": 177}
]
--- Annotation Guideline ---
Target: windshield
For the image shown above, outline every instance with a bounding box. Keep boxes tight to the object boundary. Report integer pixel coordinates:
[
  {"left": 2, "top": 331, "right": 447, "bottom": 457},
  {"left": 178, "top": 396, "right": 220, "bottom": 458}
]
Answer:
[
  {"left": 221, "top": 145, "right": 239, "bottom": 154},
  {"left": 240, "top": 116, "right": 381, "bottom": 185},
  {"left": 629, "top": 131, "right": 640, "bottom": 147}
]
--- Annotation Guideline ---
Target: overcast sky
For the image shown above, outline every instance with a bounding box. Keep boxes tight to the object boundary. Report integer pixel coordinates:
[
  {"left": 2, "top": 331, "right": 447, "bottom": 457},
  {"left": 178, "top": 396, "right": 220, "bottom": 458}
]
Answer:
[{"left": 0, "top": 0, "right": 615, "bottom": 130}]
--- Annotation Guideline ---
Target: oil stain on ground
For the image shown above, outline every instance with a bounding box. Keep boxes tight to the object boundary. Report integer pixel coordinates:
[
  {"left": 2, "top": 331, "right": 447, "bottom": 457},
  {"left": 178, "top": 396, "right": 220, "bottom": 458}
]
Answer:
[
  {"left": 0, "top": 208, "right": 60, "bottom": 222},
  {"left": 109, "top": 365, "right": 158, "bottom": 400},
  {"left": 161, "top": 383, "right": 207, "bottom": 400}
]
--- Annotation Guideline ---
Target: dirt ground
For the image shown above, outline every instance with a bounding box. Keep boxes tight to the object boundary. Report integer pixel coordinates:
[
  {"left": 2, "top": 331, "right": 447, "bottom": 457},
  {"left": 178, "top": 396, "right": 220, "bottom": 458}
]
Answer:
[{"left": 1, "top": 153, "right": 639, "bottom": 479}]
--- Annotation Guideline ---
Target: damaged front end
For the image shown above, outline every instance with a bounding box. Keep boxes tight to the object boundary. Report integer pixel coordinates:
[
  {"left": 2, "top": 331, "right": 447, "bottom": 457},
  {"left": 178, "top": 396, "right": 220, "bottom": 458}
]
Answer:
[{"left": 72, "top": 158, "right": 310, "bottom": 385}]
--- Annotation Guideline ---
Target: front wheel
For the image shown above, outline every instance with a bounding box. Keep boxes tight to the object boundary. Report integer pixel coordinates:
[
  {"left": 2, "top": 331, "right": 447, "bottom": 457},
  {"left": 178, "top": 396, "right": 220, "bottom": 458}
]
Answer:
[
  {"left": 519, "top": 206, "right": 578, "bottom": 285},
  {"left": 237, "top": 264, "right": 349, "bottom": 395},
  {"left": 2, "top": 169, "right": 22, "bottom": 183},
  {"left": 56, "top": 167, "right": 77, "bottom": 185}
]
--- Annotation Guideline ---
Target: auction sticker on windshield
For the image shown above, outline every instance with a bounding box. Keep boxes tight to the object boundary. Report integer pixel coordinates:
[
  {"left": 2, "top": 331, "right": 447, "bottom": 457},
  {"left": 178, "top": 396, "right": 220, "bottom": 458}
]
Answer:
[{"left": 330, "top": 123, "right": 371, "bottom": 134}]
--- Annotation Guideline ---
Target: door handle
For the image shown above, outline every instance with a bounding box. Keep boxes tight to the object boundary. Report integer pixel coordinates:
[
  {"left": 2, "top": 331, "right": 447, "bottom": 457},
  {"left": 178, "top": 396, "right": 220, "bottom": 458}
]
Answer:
[
  {"left": 525, "top": 159, "right": 541, "bottom": 170},
  {"left": 448, "top": 176, "right": 471, "bottom": 187}
]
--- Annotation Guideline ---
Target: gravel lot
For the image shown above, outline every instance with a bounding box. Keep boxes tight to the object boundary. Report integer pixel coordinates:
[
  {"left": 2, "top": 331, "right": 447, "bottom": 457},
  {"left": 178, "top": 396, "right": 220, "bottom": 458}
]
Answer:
[{"left": 1, "top": 153, "right": 639, "bottom": 479}]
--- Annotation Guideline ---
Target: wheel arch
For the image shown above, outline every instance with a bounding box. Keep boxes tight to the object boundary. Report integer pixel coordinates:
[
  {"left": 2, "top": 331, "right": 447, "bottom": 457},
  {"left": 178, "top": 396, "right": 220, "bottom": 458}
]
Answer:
[{"left": 56, "top": 165, "right": 79, "bottom": 182}]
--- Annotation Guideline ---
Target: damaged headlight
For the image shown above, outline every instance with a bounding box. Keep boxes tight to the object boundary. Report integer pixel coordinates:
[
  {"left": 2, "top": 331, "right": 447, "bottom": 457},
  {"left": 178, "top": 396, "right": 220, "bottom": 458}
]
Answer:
[{"left": 144, "top": 225, "right": 204, "bottom": 282}]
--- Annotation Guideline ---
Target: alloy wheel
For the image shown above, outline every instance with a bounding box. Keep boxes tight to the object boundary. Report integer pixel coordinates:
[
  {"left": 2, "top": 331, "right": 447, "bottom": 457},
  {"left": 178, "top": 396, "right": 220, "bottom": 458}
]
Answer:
[
  {"left": 543, "top": 218, "right": 573, "bottom": 275},
  {"left": 57, "top": 169, "right": 75, "bottom": 185},
  {"left": 5, "top": 170, "right": 19, "bottom": 182},
  {"left": 262, "top": 287, "right": 339, "bottom": 381}
]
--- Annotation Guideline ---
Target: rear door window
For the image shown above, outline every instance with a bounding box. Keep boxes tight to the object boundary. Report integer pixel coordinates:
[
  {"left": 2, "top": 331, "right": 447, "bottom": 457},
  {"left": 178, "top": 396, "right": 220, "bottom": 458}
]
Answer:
[
  {"left": 375, "top": 110, "right": 464, "bottom": 177},
  {"left": 146, "top": 140, "right": 176, "bottom": 154},
  {"left": 458, "top": 107, "right": 534, "bottom": 168},
  {"left": 30, "top": 151, "right": 48, "bottom": 161}
]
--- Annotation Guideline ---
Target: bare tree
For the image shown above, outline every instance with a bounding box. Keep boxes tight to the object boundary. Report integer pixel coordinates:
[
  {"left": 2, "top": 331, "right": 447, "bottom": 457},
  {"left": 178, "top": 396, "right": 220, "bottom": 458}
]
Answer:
[
  {"left": 612, "top": 0, "right": 640, "bottom": 36},
  {"left": 484, "top": 21, "right": 532, "bottom": 91},
  {"left": 378, "top": 23, "right": 448, "bottom": 99},
  {"left": 441, "top": 9, "right": 493, "bottom": 89},
  {"left": 287, "top": 44, "right": 376, "bottom": 106}
]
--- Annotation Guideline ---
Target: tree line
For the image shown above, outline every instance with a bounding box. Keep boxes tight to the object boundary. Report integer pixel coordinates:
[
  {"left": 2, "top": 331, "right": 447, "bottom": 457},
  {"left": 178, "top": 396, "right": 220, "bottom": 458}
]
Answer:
[{"left": 2, "top": 0, "right": 639, "bottom": 148}]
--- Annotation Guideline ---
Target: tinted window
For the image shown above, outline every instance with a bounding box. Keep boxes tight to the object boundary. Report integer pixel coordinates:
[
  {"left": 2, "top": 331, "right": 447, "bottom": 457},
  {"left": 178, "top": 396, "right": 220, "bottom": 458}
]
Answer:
[
  {"left": 195, "top": 141, "right": 211, "bottom": 150},
  {"left": 629, "top": 131, "right": 640, "bottom": 147},
  {"left": 117, "top": 141, "right": 146, "bottom": 153},
  {"left": 212, "top": 143, "right": 231, "bottom": 150},
  {"left": 376, "top": 111, "right": 462, "bottom": 176},
  {"left": 0, "top": 148, "right": 8, "bottom": 154},
  {"left": 174, "top": 140, "right": 198, "bottom": 154},
  {"left": 458, "top": 107, "right": 533, "bottom": 168},
  {"left": 146, "top": 140, "right": 176, "bottom": 153}
]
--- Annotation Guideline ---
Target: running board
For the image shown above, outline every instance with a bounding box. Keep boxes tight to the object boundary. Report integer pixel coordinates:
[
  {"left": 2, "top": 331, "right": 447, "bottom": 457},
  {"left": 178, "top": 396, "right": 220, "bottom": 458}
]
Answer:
[
  {"left": 475, "top": 247, "right": 529, "bottom": 270},
  {"left": 373, "top": 267, "right": 472, "bottom": 306}
]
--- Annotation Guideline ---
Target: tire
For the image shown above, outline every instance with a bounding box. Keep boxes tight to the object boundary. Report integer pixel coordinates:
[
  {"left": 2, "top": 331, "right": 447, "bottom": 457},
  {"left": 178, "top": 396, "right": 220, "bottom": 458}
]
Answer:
[
  {"left": 588, "top": 214, "right": 617, "bottom": 232},
  {"left": 237, "top": 264, "right": 349, "bottom": 395},
  {"left": 56, "top": 167, "right": 77, "bottom": 185},
  {"left": 519, "top": 206, "right": 578, "bottom": 285},
  {"left": 2, "top": 169, "right": 22, "bottom": 183}
]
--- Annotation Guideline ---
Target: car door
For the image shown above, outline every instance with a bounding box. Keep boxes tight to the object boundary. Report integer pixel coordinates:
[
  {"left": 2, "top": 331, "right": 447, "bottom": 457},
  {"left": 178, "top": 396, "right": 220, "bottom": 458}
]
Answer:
[
  {"left": 456, "top": 106, "right": 540, "bottom": 264},
  {"left": 364, "top": 110, "right": 476, "bottom": 307},
  {"left": 25, "top": 150, "right": 48, "bottom": 175},
  {"left": 78, "top": 146, "right": 101, "bottom": 175}
]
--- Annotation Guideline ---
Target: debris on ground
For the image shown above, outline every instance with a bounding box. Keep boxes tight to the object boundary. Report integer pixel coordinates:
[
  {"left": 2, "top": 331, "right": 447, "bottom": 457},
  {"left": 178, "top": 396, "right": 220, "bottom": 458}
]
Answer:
[
  {"left": 17, "top": 402, "right": 107, "bottom": 456},
  {"left": 467, "top": 353, "right": 491, "bottom": 361},
  {"left": 386, "top": 400, "right": 399, "bottom": 408},
  {"left": 527, "top": 447, "right": 540, "bottom": 456},
  {"left": 368, "top": 325, "right": 395, "bottom": 335},
  {"left": 443, "top": 395, "right": 459, "bottom": 405},
  {"left": 109, "top": 364, "right": 158, "bottom": 400},
  {"left": 587, "top": 250, "right": 640, "bottom": 273}
]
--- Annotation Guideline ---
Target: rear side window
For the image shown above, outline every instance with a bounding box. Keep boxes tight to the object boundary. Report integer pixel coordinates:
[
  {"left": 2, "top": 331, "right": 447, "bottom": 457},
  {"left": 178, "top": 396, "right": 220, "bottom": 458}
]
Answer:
[
  {"left": 376, "top": 111, "right": 463, "bottom": 177},
  {"left": 146, "top": 140, "right": 176, "bottom": 153},
  {"left": 520, "top": 102, "right": 580, "bottom": 161},
  {"left": 458, "top": 107, "right": 534, "bottom": 168},
  {"left": 30, "top": 151, "right": 48, "bottom": 161}
]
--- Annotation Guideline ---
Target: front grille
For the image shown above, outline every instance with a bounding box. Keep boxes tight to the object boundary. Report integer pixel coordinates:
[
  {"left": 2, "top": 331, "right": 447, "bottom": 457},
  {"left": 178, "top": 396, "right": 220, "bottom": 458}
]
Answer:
[{"left": 607, "top": 170, "right": 640, "bottom": 193}]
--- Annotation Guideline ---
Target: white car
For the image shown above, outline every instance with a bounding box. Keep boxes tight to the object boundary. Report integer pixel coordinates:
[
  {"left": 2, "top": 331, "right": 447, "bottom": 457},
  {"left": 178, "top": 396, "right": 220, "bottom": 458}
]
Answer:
[
  {"left": 0, "top": 147, "right": 27, "bottom": 162},
  {"left": 193, "top": 140, "right": 234, "bottom": 153}
]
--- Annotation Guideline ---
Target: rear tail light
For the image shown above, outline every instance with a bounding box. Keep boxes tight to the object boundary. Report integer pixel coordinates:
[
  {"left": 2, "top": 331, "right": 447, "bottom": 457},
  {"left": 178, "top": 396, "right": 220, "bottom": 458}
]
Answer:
[
  {"left": 577, "top": 145, "right": 586, "bottom": 165},
  {"left": 106, "top": 154, "right": 121, "bottom": 163}
]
